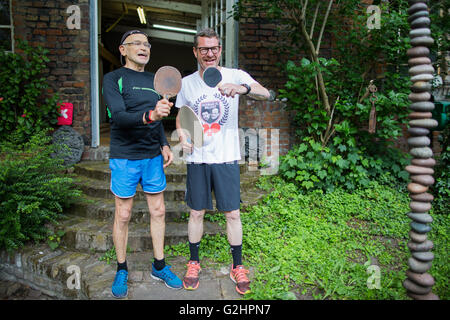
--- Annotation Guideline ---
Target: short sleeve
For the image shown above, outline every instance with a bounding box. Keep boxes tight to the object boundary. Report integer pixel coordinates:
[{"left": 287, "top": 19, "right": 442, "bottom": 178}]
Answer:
[
  {"left": 175, "top": 80, "right": 187, "bottom": 108},
  {"left": 234, "top": 69, "right": 257, "bottom": 86}
]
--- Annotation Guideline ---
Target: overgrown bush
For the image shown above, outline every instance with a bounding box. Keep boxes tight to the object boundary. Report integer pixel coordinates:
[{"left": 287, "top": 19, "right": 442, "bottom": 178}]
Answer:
[
  {"left": 279, "top": 136, "right": 410, "bottom": 192},
  {"left": 431, "top": 125, "right": 449, "bottom": 215},
  {"left": 278, "top": 57, "right": 410, "bottom": 191},
  {"left": 0, "top": 39, "right": 60, "bottom": 143},
  {"left": 0, "top": 130, "right": 81, "bottom": 252}
]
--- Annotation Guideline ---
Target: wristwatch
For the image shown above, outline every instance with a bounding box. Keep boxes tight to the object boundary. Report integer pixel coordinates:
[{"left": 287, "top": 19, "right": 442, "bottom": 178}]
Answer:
[{"left": 241, "top": 83, "right": 251, "bottom": 95}]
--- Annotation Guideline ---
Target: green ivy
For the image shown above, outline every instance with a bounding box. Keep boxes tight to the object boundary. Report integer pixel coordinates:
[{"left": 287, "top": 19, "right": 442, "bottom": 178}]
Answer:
[
  {"left": 431, "top": 125, "right": 450, "bottom": 216},
  {"left": 279, "top": 136, "right": 410, "bottom": 192},
  {"left": 0, "top": 39, "right": 60, "bottom": 143}
]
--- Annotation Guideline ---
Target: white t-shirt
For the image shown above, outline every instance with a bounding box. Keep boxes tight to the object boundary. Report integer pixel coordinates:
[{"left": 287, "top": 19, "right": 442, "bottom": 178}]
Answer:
[{"left": 175, "top": 67, "right": 256, "bottom": 164}]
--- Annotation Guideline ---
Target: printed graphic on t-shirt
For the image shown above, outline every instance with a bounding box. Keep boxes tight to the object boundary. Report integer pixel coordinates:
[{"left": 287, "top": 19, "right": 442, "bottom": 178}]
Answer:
[
  {"left": 193, "top": 93, "right": 230, "bottom": 137},
  {"left": 200, "top": 101, "right": 220, "bottom": 124}
]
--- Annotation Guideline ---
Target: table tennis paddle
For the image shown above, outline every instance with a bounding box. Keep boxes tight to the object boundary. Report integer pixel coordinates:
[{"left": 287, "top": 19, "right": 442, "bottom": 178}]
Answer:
[
  {"left": 202, "top": 66, "right": 222, "bottom": 88},
  {"left": 178, "top": 105, "right": 204, "bottom": 149},
  {"left": 154, "top": 66, "right": 182, "bottom": 99}
]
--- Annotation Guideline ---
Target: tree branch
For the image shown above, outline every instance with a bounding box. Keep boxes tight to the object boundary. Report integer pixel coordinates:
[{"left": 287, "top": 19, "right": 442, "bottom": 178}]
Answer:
[
  {"left": 302, "top": 0, "right": 309, "bottom": 20},
  {"left": 310, "top": 1, "right": 320, "bottom": 38},
  {"left": 316, "top": 0, "right": 333, "bottom": 55},
  {"left": 299, "top": 19, "right": 331, "bottom": 114}
]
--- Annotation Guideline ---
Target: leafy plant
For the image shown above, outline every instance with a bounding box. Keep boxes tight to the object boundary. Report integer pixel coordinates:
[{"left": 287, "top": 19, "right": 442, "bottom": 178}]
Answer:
[
  {"left": 279, "top": 135, "right": 410, "bottom": 192},
  {"left": 0, "top": 39, "right": 60, "bottom": 143},
  {"left": 99, "top": 247, "right": 118, "bottom": 265},
  {"left": 0, "top": 130, "right": 81, "bottom": 252},
  {"left": 99, "top": 246, "right": 132, "bottom": 265},
  {"left": 47, "top": 230, "right": 66, "bottom": 251},
  {"left": 431, "top": 125, "right": 449, "bottom": 215}
]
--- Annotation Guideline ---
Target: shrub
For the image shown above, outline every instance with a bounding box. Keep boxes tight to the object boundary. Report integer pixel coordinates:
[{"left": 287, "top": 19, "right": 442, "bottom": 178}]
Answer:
[
  {"left": 431, "top": 125, "right": 449, "bottom": 215},
  {"left": 0, "top": 39, "right": 60, "bottom": 143},
  {"left": 0, "top": 130, "right": 82, "bottom": 252},
  {"left": 279, "top": 137, "right": 410, "bottom": 192}
]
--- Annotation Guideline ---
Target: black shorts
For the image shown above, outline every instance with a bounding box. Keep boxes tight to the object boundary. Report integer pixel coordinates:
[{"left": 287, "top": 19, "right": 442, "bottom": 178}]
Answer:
[{"left": 185, "top": 161, "right": 241, "bottom": 212}]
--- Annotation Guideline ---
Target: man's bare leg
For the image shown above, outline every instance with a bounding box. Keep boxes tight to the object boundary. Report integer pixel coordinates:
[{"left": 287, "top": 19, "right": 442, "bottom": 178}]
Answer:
[
  {"left": 188, "top": 209, "right": 206, "bottom": 243},
  {"left": 113, "top": 196, "right": 134, "bottom": 264},
  {"left": 147, "top": 192, "right": 183, "bottom": 289},
  {"left": 146, "top": 192, "right": 166, "bottom": 260},
  {"left": 224, "top": 209, "right": 242, "bottom": 246}
]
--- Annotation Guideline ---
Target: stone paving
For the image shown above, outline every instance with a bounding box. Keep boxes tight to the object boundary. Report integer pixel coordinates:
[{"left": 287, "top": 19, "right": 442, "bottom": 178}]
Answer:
[
  {"left": 0, "top": 279, "right": 55, "bottom": 300},
  {"left": 0, "top": 249, "right": 250, "bottom": 300}
]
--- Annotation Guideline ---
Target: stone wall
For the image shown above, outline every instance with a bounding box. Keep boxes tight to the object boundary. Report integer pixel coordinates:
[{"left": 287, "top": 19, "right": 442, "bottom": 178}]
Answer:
[{"left": 12, "top": 0, "right": 92, "bottom": 145}]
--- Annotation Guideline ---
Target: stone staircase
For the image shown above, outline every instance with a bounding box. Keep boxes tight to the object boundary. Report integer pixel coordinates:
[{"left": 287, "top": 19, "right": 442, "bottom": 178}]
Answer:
[{"left": 0, "top": 153, "right": 265, "bottom": 300}]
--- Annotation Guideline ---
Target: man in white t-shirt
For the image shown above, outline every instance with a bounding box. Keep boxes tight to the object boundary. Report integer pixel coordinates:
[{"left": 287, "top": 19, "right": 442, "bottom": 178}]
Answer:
[{"left": 175, "top": 28, "right": 270, "bottom": 295}]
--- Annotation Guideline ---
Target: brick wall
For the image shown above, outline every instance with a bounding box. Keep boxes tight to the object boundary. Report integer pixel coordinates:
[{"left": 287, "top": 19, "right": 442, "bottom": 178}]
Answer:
[
  {"left": 236, "top": 1, "right": 332, "bottom": 158},
  {"left": 237, "top": 2, "right": 333, "bottom": 93},
  {"left": 239, "top": 96, "right": 298, "bottom": 158},
  {"left": 12, "top": 0, "right": 92, "bottom": 145}
]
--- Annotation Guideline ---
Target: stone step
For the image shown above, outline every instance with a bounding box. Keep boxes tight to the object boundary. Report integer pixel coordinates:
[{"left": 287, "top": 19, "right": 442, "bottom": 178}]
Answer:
[
  {"left": 66, "top": 196, "right": 190, "bottom": 223},
  {"left": 75, "top": 176, "right": 186, "bottom": 201},
  {"left": 74, "top": 171, "right": 261, "bottom": 202},
  {"left": 74, "top": 161, "right": 187, "bottom": 183},
  {"left": 58, "top": 216, "right": 224, "bottom": 253},
  {"left": 69, "top": 181, "right": 264, "bottom": 225},
  {"left": 0, "top": 245, "right": 244, "bottom": 300},
  {"left": 74, "top": 160, "right": 250, "bottom": 182}
]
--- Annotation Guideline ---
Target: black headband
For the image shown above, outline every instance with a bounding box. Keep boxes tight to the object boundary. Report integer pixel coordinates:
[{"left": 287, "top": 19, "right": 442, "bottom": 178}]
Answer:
[{"left": 119, "top": 30, "right": 149, "bottom": 65}]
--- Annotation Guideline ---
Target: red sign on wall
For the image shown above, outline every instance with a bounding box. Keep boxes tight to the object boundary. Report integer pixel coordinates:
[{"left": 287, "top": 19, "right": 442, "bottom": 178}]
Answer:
[{"left": 57, "top": 102, "right": 73, "bottom": 125}]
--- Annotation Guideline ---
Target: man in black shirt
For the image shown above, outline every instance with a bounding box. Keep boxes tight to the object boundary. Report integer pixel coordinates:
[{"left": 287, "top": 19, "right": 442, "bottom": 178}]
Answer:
[{"left": 102, "top": 30, "right": 182, "bottom": 298}]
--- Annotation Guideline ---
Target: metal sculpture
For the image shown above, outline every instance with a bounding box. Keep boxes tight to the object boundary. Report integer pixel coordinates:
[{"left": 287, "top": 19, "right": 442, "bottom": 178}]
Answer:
[{"left": 403, "top": 0, "right": 439, "bottom": 300}]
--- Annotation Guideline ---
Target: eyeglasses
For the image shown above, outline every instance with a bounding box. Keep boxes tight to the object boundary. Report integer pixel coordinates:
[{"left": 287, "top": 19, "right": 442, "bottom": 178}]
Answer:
[
  {"left": 122, "top": 41, "right": 151, "bottom": 49},
  {"left": 197, "top": 46, "right": 220, "bottom": 55}
]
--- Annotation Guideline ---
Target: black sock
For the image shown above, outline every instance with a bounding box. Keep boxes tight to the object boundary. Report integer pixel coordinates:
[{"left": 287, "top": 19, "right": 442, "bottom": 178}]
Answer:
[
  {"left": 189, "top": 241, "right": 201, "bottom": 262},
  {"left": 153, "top": 257, "right": 165, "bottom": 271},
  {"left": 117, "top": 260, "right": 128, "bottom": 272},
  {"left": 230, "top": 245, "right": 242, "bottom": 269}
]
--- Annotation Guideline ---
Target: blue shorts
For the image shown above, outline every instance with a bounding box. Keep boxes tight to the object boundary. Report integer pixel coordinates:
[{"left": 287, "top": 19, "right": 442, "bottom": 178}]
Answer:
[{"left": 109, "top": 156, "right": 166, "bottom": 198}]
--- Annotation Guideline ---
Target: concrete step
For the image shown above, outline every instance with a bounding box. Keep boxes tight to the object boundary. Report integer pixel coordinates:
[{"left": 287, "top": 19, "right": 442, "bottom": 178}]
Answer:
[
  {"left": 0, "top": 245, "right": 245, "bottom": 300},
  {"left": 74, "top": 160, "right": 187, "bottom": 183},
  {"left": 74, "top": 160, "right": 250, "bottom": 182},
  {"left": 58, "top": 216, "right": 224, "bottom": 253},
  {"left": 74, "top": 170, "right": 261, "bottom": 203},
  {"left": 66, "top": 196, "right": 190, "bottom": 223},
  {"left": 70, "top": 179, "right": 264, "bottom": 224},
  {"left": 75, "top": 175, "right": 186, "bottom": 201}
]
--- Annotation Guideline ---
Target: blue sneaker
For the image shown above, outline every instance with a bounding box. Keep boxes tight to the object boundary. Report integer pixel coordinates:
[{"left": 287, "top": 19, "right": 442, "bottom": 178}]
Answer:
[
  {"left": 151, "top": 264, "right": 182, "bottom": 289},
  {"left": 111, "top": 270, "right": 128, "bottom": 298}
]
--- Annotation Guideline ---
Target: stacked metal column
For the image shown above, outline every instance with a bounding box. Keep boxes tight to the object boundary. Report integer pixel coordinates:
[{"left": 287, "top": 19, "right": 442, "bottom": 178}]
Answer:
[{"left": 403, "top": 0, "right": 439, "bottom": 300}]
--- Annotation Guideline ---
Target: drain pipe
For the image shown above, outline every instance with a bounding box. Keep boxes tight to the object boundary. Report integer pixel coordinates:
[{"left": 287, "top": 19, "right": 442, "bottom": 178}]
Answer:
[{"left": 90, "top": 0, "right": 100, "bottom": 148}]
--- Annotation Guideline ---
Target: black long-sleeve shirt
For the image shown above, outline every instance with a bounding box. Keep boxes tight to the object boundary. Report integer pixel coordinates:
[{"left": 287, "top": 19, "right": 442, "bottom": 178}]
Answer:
[{"left": 102, "top": 67, "right": 169, "bottom": 159}]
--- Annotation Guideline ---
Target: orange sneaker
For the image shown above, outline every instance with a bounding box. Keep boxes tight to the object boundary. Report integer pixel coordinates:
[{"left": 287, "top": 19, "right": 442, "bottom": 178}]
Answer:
[
  {"left": 230, "top": 265, "right": 251, "bottom": 295},
  {"left": 183, "top": 260, "right": 201, "bottom": 290}
]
